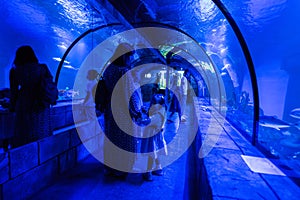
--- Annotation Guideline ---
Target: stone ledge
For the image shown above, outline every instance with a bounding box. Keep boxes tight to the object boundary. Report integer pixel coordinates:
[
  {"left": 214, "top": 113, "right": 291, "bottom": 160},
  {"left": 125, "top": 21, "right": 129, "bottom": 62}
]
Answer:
[
  {"left": 39, "top": 131, "right": 71, "bottom": 163},
  {"left": 0, "top": 102, "right": 93, "bottom": 200},
  {"left": 77, "top": 143, "right": 90, "bottom": 162},
  {"left": 9, "top": 142, "right": 38, "bottom": 178},
  {"left": 2, "top": 158, "right": 58, "bottom": 200},
  {"left": 0, "top": 127, "right": 90, "bottom": 200},
  {"left": 194, "top": 98, "right": 300, "bottom": 200},
  {"left": 59, "top": 148, "right": 77, "bottom": 174},
  {"left": 0, "top": 153, "right": 9, "bottom": 184},
  {"left": 70, "top": 129, "right": 81, "bottom": 147}
]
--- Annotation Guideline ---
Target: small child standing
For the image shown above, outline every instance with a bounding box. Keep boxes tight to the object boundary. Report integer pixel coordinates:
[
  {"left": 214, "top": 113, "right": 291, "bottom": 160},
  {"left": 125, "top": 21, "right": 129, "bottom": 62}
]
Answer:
[{"left": 141, "top": 94, "right": 168, "bottom": 181}]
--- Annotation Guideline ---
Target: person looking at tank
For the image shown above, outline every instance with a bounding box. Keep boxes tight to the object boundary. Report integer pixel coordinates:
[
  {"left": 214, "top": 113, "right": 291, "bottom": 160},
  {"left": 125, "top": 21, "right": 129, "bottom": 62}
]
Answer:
[{"left": 9, "top": 45, "right": 56, "bottom": 147}]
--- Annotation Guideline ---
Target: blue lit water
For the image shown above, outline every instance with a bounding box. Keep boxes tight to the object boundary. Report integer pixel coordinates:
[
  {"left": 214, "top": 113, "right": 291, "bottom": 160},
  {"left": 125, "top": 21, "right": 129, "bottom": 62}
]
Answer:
[{"left": 0, "top": 0, "right": 300, "bottom": 185}]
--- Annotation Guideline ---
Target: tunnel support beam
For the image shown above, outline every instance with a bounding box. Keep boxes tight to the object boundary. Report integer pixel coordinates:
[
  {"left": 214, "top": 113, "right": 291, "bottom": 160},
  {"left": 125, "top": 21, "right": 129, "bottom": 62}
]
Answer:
[{"left": 212, "top": 0, "right": 259, "bottom": 146}]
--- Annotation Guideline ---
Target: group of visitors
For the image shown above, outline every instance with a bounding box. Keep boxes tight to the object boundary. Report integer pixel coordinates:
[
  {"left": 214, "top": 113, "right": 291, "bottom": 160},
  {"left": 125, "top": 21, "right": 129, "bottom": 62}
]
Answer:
[{"left": 7, "top": 43, "right": 189, "bottom": 182}]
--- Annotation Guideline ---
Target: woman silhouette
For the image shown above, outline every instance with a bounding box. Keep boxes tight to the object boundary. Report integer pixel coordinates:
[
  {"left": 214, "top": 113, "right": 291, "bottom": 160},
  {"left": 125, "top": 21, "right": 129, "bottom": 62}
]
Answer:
[{"left": 9, "top": 45, "right": 55, "bottom": 147}]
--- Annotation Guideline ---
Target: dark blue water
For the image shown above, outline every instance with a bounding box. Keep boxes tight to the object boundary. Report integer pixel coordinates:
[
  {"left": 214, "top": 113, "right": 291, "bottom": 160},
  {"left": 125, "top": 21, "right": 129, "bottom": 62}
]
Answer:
[{"left": 0, "top": 0, "right": 299, "bottom": 184}]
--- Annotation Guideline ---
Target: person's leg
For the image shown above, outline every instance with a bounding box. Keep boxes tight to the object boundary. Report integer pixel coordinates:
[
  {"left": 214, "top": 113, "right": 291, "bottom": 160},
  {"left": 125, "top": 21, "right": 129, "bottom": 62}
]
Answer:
[
  {"left": 143, "top": 171, "right": 153, "bottom": 181},
  {"left": 180, "top": 94, "right": 187, "bottom": 121},
  {"left": 152, "top": 158, "right": 163, "bottom": 176},
  {"left": 143, "top": 156, "right": 154, "bottom": 181}
]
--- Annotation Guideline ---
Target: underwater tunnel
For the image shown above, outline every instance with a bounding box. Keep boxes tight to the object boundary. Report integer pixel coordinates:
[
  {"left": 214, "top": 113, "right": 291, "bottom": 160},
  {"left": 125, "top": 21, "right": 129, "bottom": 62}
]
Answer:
[{"left": 0, "top": 0, "right": 300, "bottom": 199}]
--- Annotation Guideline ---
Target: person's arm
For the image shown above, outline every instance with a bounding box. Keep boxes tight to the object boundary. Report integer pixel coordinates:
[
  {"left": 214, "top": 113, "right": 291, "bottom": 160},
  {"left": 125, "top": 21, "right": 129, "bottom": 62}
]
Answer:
[
  {"left": 83, "top": 86, "right": 91, "bottom": 105},
  {"left": 129, "top": 90, "right": 142, "bottom": 120},
  {"left": 149, "top": 106, "right": 165, "bottom": 130},
  {"left": 83, "top": 81, "right": 92, "bottom": 105}
]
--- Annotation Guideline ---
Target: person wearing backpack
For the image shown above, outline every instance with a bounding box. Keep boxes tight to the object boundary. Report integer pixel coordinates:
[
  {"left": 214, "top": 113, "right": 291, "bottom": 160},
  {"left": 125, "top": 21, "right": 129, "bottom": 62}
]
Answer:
[{"left": 9, "top": 45, "right": 56, "bottom": 147}]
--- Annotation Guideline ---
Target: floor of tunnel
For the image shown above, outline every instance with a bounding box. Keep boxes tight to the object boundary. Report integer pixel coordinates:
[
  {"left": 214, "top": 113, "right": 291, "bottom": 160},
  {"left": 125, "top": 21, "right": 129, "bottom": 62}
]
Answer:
[
  {"left": 31, "top": 152, "right": 187, "bottom": 200},
  {"left": 30, "top": 105, "right": 195, "bottom": 200}
]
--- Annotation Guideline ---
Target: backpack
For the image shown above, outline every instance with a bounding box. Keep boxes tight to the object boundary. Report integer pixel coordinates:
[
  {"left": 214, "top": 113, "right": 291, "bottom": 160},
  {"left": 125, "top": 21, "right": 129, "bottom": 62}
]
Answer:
[{"left": 39, "top": 64, "right": 58, "bottom": 107}]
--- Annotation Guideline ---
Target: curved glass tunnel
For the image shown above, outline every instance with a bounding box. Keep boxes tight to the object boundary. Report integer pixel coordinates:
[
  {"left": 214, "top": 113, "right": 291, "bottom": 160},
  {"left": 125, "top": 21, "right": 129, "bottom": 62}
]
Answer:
[{"left": 0, "top": 0, "right": 299, "bottom": 198}]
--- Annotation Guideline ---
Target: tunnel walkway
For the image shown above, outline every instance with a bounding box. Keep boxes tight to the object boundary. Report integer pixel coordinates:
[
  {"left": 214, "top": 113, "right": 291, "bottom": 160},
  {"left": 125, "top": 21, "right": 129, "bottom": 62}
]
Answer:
[
  {"left": 26, "top": 98, "right": 300, "bottom": 199},
  {"left": 30, "top": 151, "right": 188, "bottom": 200},
  {"left": 29, "top": 106, "right": 194, "bottom": 200}
]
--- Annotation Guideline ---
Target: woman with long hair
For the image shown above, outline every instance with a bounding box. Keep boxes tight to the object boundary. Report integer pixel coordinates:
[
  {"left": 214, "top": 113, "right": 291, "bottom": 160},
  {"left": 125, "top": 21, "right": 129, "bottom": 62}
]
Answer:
[{"left": 9, "top": 45, "right": 55, "bottom": 147}]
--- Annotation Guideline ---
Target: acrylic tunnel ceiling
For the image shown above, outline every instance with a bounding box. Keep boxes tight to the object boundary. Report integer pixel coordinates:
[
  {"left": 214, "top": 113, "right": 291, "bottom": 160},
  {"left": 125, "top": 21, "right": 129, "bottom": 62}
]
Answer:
[
  {"left": 2, "top": 0, "right": 300, "bottom": 180},
  {"left": 1, "top": 0, "right": 298, "bottom": 73},
  {"left": 1, "top": 0, "right": 300, "bottom": 119}
]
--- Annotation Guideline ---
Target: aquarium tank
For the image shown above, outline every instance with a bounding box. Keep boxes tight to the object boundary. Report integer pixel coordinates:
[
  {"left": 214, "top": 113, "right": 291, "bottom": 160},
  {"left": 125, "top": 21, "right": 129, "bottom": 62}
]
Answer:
[{"left": 0, "top": 0, "right": 299, "bottom": 186}]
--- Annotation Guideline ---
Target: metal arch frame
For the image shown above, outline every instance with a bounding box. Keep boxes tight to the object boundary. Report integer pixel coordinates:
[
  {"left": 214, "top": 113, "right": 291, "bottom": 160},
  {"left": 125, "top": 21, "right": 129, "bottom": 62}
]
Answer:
[
  {"left": 131, "top": 21, "right": 224, "bottom": 111},
  {"left": 54, "top": 22, "right": 122, "bottom": 84},
  {"left": 55, "top": 22, "right": 223, "bottom": 109},
  {"left": 211, "top": 0, "right": 259, "bottom": 145},
  {"left": 163, "top": 45, "right": 213, "bottom": 104},
  {"left": 55, "top": 15, "right": 259, "bottom": 145}
]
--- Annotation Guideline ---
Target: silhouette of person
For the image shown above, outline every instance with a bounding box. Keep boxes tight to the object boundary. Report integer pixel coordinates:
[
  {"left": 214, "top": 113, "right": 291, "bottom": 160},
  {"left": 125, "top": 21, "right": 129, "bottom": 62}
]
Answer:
[
  {"left": 141, "top": 93, "right": 167, "bottom": 181},
  {"left": 9, "top": 45, "right": 55, "bottom": 147},
  {"left": 102, "top": 43, "right": 142, "bottom": 176},
  {"left": 168, "top": 74, "right": 182, "bottom": 122},
  {"left": 180, "top": 70, "right": 189, "bottom": 122},
  {"left": 82, "top": 69, "right": 98, "bottom": 121}
]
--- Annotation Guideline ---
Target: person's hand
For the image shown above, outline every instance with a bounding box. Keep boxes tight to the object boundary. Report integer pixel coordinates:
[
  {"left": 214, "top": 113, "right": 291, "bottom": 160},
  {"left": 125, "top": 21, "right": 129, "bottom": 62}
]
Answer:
[
  {"left": 136, "top": 117, "right": 151, "bottom": 127},
  {"left": 141, "top": 105, "right": 148, "bottom": 114}
]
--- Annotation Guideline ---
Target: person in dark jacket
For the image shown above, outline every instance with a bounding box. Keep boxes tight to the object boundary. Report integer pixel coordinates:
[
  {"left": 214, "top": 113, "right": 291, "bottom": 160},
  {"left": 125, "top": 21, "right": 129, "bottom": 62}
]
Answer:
[
  {"left": 102, "top": 43, "right": 143, "bottom": 176},
  {"left": 9, "top": 45, "right": 54, "bottom": 147}
]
